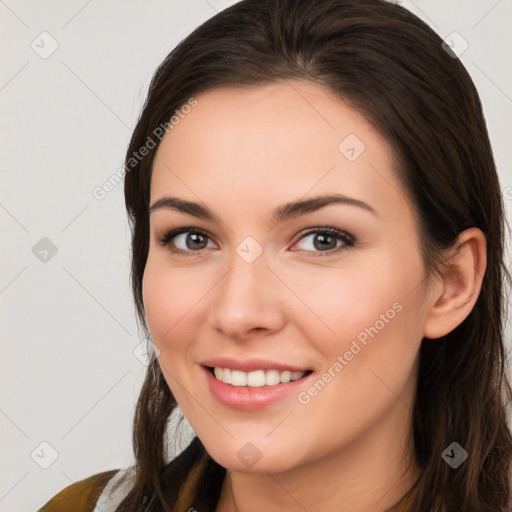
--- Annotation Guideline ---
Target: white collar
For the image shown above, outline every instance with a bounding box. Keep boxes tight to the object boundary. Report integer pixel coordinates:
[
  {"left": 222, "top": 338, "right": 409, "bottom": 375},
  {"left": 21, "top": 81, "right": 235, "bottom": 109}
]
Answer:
[{"left": 93, "top": 467, "right": 135, "bottom": 512}]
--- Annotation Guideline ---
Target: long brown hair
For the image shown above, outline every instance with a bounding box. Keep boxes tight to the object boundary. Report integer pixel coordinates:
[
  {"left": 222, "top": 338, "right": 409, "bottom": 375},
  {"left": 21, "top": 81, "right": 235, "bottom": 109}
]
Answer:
[{"left": 118, "top": 0, "right": 512, "bottom": 510}]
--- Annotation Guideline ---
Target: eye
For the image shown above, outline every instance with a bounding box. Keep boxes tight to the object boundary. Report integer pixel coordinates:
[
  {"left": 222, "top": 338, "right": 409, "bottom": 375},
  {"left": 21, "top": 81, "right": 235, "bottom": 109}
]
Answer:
[
  {"left": 158, "top": 227, "right": 216, "bottom": 256},
  {"left": 292, "top": 227, "right": 354, "bottom": 256},
  {"left": 158, "top": 226, "right": 355, "bottom": 258}
]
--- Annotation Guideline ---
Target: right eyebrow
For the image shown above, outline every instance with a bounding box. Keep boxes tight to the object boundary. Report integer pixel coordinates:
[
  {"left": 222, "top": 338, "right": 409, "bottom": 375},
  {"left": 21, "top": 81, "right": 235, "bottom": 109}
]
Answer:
[{"left": 149, "top": 196, "right": 219, "bottom": 221}]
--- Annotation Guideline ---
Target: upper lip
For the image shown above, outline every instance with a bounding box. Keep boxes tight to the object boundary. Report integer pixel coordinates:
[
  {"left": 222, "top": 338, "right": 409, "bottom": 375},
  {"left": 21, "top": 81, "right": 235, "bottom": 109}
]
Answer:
[{"left": 201, "top": 357, "right": 312, "bottom": 373}]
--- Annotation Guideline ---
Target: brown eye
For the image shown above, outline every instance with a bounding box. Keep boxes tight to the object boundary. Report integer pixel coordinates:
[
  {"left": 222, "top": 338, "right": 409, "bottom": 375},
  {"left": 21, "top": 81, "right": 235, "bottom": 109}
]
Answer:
[
  {"left": 158, "top": 228, "right": 215, "bottom": 256},
  {"left": 293, "top": 227, "right": 354, "bottom": 255},
  {"left": 185, "top": 232, "right": 208, "bottom": 250},
  {"left": 313, "top": 233, "right": 338, "bottom": 251}
]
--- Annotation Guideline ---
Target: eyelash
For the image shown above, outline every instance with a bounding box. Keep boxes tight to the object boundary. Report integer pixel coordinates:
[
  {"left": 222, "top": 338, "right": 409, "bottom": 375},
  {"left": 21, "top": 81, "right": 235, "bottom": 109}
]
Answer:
[{"left": 157, "top": 226, "right": 355, "bottom": 258}]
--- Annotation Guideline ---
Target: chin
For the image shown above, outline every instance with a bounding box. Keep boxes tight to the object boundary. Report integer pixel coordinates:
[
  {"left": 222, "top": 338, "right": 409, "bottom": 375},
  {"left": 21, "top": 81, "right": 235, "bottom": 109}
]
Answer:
[{"left": 203, "top": 439, "right": 304, "bottom": 474}]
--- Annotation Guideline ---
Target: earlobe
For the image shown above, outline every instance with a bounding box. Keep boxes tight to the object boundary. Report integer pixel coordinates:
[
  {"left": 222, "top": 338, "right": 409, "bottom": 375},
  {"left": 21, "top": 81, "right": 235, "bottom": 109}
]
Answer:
[{"left": 423, "top": 228, "right": 487, "bottom": 340}]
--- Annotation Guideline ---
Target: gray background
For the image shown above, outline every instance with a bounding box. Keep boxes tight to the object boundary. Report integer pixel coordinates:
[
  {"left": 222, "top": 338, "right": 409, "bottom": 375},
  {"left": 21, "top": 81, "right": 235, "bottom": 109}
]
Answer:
[{"left": 1, "top": 1, "right": 511, "bottom": 511}]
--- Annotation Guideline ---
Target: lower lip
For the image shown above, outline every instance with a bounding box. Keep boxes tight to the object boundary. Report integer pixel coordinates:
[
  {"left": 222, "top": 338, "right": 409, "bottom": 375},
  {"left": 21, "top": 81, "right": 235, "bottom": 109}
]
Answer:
[{"left": 202, "top": 365, "right": 313, "bottom": 411}]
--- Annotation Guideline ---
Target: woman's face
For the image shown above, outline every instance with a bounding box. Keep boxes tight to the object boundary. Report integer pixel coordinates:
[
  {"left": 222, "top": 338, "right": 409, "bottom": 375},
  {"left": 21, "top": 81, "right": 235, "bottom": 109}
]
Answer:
[{"left": 143, "top": 80, "right": 433, "bottom": 473}]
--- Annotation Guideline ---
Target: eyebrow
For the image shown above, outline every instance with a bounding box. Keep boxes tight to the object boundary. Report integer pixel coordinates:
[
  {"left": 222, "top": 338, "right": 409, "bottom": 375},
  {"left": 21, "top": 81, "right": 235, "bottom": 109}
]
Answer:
[{"left": 149, "top": 193, "right": 378, "bottom": 223}]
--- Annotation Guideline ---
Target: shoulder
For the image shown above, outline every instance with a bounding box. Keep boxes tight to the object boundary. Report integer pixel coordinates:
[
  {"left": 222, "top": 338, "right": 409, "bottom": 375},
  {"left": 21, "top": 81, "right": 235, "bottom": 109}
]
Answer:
[{"left": 37, "top": 469, "right": 121, "bottom": 512}]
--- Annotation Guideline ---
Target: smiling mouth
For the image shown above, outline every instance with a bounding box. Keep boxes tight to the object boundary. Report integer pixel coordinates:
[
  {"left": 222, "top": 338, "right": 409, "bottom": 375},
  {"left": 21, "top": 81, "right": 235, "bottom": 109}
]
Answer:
[{"left": 205, "top": 366, "right": 314, "bottom": 388}]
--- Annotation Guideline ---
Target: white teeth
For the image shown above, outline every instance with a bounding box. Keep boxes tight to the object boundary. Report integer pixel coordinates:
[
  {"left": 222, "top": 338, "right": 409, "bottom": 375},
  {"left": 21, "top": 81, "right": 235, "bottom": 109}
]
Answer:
[
  {"left": 247, "top": 370, "right": 266, "bottom": 387},
  {"left": 280, "top": 370, "right": 291, "bottom": 383},
  {"left": 265, "top": 369, "right": 280, "bottom": 386},
  {"left": 212, "top": 367, "right": 308, "bottom": 387},
  {"left": 221, "top": 368, "right": 231, "bottom": 384},
  {"left": 231, "top": 370, "right": 247, "bottom": 386}
]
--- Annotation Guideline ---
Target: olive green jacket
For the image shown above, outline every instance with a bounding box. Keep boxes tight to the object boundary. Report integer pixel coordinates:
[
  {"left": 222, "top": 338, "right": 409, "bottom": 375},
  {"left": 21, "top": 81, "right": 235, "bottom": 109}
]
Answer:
[{"left": 38, "top": 437, "right": 222, "bottom": 512}]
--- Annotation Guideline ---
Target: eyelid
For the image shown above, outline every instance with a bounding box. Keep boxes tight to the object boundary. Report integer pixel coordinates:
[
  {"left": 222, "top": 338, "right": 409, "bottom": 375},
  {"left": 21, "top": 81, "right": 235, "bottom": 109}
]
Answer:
[
  {"left": 291, "top": 227, "right": 355, "bottom": 255},
  {"left": 294, "top": 226, "right": 354, "bottom": 244},
  {"left": 157, "top": 227, "right": 211, "bottom": 248}
]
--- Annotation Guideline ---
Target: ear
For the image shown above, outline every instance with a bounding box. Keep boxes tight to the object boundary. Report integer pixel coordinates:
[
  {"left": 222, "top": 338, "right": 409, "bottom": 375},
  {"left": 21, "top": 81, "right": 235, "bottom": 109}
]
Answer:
[{"left": 423, "top": 227, "right": 487, "bottom": 340}]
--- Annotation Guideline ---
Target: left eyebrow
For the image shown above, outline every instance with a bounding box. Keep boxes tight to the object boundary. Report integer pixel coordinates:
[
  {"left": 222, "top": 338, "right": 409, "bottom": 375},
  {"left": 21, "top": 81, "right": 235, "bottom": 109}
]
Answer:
[
  {"left": 269, "top": 193, "right": 378, "bottom": 224},
  {"left": 148, "top": 193, "right": 378, "bottom": 223}
]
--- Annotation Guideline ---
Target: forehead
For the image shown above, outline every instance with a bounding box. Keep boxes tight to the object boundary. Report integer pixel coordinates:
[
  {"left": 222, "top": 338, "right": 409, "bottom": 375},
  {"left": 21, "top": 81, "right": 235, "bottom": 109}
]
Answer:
[{"left": 150, "top": 80, "right": 407, "bottom": 222}]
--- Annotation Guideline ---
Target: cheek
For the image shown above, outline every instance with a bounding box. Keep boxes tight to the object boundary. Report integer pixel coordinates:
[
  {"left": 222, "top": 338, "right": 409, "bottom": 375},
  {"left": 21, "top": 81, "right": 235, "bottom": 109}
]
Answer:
[
  {"left": 283, "top": 254, "right": 416, "bottom": 342},
  {"left": 284, "top": 251, "right": 426, "bottom": 396},
  {"left": 142, "top": 258, "right": 204, "bottom": 350},
  {"left": 289, "top": 267, "right": 424, "bottom": 444}
]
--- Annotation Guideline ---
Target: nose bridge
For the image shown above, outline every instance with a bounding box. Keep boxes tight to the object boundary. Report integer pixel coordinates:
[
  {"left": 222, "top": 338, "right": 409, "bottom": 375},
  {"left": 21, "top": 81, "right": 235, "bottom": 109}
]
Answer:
[{"left": 208, "top": 243, "right": 283, "bottom": 338}]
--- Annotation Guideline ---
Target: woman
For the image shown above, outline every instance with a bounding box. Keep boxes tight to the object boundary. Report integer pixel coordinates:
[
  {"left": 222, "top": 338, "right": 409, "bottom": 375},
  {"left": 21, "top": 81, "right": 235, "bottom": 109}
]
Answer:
[{"left": 39, "top": 0, "right": 512, "bottom": 510}]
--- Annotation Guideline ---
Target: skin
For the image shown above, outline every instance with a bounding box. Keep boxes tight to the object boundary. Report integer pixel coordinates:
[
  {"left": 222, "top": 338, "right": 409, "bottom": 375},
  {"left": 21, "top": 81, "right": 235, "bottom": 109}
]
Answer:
[{"left": 142, "top": 80, "right": 486, "bottom": 511}]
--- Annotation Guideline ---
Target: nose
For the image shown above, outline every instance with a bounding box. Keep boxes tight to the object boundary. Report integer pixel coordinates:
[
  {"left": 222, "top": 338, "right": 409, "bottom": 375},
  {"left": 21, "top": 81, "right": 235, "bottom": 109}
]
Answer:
[{"left": 208, "top": 249, "right": 285, "bottom": 341}]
